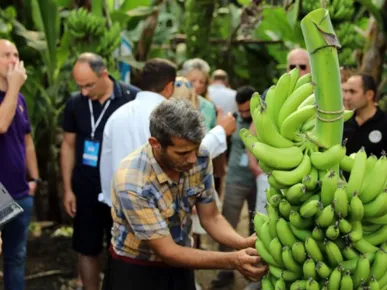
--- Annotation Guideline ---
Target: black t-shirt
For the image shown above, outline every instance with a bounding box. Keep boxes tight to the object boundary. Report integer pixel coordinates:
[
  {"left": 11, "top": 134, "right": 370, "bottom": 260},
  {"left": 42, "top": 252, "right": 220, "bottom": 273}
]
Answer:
[
  {"left": 62, "top": 78, "right": 139, "bottom": 194},
  {"left": 343, "top": 107, "right": 387, "bottom": 157}
]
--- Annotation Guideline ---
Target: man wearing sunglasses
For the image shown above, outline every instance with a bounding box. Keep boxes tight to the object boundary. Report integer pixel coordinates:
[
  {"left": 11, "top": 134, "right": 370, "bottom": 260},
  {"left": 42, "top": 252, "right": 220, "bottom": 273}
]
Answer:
[{"left": 287, "top": 48, "right": 311, "bottom": 77}]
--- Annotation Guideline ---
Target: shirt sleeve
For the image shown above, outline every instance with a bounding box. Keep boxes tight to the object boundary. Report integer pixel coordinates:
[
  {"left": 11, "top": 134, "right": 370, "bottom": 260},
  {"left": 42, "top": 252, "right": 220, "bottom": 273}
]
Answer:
[
  {"left": 19, "top": 94, "right": 32, "bottom": 134},
  {"left": 197, "top": 157, "right": 216, "bottom": 204},
  {"left": 62, "top": 97, "right": 77, "bottom": 133},
  {"left": 99, "top": 118, "right": 113, "bottom": 206},
  {"left": 200, "top": 125, "right": 227, "bottom": 158}
]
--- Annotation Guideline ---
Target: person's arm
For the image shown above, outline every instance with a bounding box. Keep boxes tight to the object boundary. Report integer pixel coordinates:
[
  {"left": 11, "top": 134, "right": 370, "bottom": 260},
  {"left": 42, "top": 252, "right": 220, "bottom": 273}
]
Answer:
[
  {"left": 25, "top": 134, "right": 39, "bottom": 195},
  {"left": 248, "top": 123, "right": 262, "bottom": 177},
  {"left": 100, "top": 120, "right": 113, "bottom": 206},
  {"left": 200, "top": 126, "right": 227, "bottom": 158},
  {"left": 0, "top": 60, "right": 27, "bottom": 133},
  {"left": 60, "top": 132, "right": 77, "bottom": 217}
]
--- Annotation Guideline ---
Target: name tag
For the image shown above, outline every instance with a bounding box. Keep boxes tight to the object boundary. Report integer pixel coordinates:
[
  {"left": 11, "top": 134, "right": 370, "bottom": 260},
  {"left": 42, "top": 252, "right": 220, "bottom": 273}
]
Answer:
[
  {"left": 239, "top": 153, "right": 248, "bottom": 167},
  {"left": 82, "top": 139, "right": 100, "bottom": 167}
]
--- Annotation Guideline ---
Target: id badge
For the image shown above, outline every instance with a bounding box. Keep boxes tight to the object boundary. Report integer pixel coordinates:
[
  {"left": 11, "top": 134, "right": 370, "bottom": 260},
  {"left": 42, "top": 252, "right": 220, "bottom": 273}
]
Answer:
[
  {"left": 239, "top": 153, "right": 248, "bottom": 167},
  {"left": 82, "top": 139, "right": 100, "bottom": 167}
]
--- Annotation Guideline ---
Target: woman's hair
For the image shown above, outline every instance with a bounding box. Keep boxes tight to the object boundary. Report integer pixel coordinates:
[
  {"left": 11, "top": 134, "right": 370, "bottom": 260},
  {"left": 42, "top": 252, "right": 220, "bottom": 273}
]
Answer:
[
  {"left": 181, "top": 58, "right": 211, "bottom": 98},
  {"left": 171, "top": 76, "right": 199, "bottom": 109}
]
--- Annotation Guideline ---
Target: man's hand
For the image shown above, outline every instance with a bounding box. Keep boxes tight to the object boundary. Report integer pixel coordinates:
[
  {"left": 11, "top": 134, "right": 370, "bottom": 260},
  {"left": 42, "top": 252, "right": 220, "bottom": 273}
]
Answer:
[
  {"left": 243, "top": 233, "right": 257, "bottom": 249},
  {"left": 28, "top": 181, "right": 38, "bottom": 196},
  {"left": 216, "top": 108, "right": 236, "bottom": 136},
  {"left": 232, "top": 248, "right": 267, "bottom": 281},
  {"left": 7, "top": 60, "right": 27, "bottom": 91},
  {"left": 63, "top": 190, "right": 77, "bottom": 218}
]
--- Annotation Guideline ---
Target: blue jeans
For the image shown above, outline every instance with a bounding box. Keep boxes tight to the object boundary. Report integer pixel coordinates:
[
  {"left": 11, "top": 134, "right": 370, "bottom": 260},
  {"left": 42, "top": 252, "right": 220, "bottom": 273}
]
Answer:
[{"left": 2, "top": 195, "right": 34, "bottom": 290}]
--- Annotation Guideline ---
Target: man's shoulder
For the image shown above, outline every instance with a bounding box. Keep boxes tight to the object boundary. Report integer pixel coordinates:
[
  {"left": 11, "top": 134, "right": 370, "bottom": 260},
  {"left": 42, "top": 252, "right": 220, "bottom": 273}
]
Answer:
[{"left": 116, "top": 81, "right": 141, "bottom": 100}]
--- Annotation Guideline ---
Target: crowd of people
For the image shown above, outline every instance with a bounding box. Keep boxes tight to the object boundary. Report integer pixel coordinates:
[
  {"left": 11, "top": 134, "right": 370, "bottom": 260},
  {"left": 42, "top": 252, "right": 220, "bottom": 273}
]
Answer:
[{"left": 0, "top": 37, "right": 386, "bottom": 290}]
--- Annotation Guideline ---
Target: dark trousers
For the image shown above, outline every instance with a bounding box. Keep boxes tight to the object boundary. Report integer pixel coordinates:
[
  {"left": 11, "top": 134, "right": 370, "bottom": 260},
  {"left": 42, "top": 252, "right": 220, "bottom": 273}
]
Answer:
[{"left": 102, "top": 252, "right": 196, "bottom": 290}]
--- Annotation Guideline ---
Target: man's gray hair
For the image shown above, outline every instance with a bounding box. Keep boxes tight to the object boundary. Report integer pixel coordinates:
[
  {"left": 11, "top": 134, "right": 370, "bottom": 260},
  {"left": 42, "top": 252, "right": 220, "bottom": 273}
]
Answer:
[
  {"left": 149, "top": 98, "right": 206, "bottom": 147},
  {"left": 181, "top": 58, "right": 211, "bottom": 76},
  {"left": 75, "top": 52, "right": 106, "bottom": 76}
]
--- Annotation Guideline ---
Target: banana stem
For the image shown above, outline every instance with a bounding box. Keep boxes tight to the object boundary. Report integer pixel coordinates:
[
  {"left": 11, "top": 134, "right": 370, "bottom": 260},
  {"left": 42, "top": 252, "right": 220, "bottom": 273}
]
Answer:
[{"left": 300, "top": 9, "right": 344, "bottom": 149}]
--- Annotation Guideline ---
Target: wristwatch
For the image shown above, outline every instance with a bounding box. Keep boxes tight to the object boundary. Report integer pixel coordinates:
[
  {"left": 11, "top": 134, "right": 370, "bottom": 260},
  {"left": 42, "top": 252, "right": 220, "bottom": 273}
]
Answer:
[{"left": 30, "top": 178, "right": 42, "bottom": 185}]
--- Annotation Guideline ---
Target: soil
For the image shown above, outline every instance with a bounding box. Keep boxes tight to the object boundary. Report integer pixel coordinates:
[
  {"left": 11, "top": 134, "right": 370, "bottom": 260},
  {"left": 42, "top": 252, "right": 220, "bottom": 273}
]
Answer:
[{"left": 0, "top": 204, "right": 251, "bottom": 290}]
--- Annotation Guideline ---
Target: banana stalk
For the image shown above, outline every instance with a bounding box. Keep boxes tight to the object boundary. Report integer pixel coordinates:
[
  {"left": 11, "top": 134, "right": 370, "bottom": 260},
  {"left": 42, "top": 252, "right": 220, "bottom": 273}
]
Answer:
[{"left": 300, "top": 9, "right": 344, "bottom": 149}]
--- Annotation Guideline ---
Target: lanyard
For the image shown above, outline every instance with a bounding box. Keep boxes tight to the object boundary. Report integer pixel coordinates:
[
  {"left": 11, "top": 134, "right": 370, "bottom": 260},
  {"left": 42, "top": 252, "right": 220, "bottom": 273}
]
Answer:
[{"left": 88, "top": 99, "right": 111, "bottom": 139}]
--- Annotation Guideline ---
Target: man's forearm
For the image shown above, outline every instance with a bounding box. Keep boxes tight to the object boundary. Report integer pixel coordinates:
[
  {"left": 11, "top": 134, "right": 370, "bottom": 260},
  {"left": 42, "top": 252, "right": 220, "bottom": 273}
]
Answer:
[
  {"left": 60, "top": 143, "right": 75, "bottom": 192},
  {"left": 25, "top": 134, "right": 39, "bottom": 179},
  {"left": 201, "top": 213, "right": 247, "bottom": 250},
  {"left": 0, "top": 87, "right": 19, "bottom": 133}
]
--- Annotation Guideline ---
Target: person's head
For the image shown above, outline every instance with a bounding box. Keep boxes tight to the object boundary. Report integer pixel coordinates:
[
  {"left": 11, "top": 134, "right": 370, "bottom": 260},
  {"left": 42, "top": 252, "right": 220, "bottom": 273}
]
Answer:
[
  {"left": 0, "top": 39, "right": 19, "bottom": 81},
  {"left": 211, "top": 69, "right": 229, "bottom": 86},
  {"left": 287, "top": 48, "right": 310, "bottom": 76},
  {"left": 182, "top": 58, "right": 210, "bottom": 96},
  {"left": 236, "top": 86, "right": 255, "bottom": 122},
  {"left": 72, "top": 53, "right": 111, "bottom": 101},
  {"left": 343, "top": 74, "right": 377, "bottom": 111},
  {"left": 139, "top": 58, "right": 177, "bottom": 98},
  {"left": 171, "top": 76, "right": 199, "bottom": 109},
  {"left": 149, "top": 98, "right": 206, "bottom": 173}
]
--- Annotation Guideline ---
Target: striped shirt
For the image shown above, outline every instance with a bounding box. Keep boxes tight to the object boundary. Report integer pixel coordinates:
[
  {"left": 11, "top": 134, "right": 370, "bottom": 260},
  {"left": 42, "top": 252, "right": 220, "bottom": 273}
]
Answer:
[{"left": 111, "top": 143, "right": 215, "bottom": 261}]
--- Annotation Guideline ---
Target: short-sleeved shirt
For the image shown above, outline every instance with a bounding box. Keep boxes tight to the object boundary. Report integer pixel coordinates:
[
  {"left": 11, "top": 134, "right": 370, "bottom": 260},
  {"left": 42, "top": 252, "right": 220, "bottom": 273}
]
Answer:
[
  {"left": 62, "top": 78, "right": 138, "bottom": 195},
  {"left": 343, "top": 107, "right": 387, "bottom": 157},
  {"left": 226, "top": 115, "right": 255, "bottom": 187},
  {"left": 199, "top": 96, "right": 217, "bottom": 132},
  {"left": 0, "top": 92, "right": 31, "bottom": 199},
  {"left": 111, "top": 143, "right": 215, "bottom": 261}
]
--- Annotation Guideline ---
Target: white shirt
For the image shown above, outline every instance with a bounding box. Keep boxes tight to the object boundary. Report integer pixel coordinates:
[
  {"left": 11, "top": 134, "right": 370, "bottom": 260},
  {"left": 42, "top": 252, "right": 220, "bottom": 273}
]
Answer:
[
  {"left": 99, "top": 91, "right": 227, "bottom": 206},
  {"left": 208, "top": 84, "right": 237, "bottom": 115}
]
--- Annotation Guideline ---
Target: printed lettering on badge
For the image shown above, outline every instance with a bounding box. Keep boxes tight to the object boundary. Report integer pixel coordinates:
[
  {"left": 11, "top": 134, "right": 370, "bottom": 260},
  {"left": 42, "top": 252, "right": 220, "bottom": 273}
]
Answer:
[
  {"left": 82, "top": 139, "right": 100, "bottom": 167},
  {"left": 369, "top": 130, "right": 382, "bottom": 144}
]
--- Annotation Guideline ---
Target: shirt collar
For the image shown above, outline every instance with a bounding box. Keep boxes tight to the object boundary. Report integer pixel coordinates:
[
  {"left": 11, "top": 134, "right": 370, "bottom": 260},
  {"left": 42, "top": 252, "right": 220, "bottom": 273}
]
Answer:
[
  {"left": 135, "top": 91, "right": 165, "bottom": 102},
  {"left": 146, "top": 144, "right": 171, "bottom": 185}
]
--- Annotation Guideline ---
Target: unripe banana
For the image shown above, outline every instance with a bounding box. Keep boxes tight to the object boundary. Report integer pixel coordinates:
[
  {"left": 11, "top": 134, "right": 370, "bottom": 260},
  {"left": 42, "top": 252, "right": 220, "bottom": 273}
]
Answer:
[
  {"left": 269, "top": 194, "right": 281, "bottom": 208},
  {"left": 253, "top": 103, "right": 294, "bottom": 148},
  {"left": 281, "top": 104, "right": 317, "bottom": 141},
  {"left": 275, "top": 277, "right": 286, "bottom": 290},
  {"left": 363, "top": 223, "right": 382, "bottom": 232},
  {"left": 306, "top": 277, "right": 320, "bottom": 290},
  {"left": 292, "top": 242, "right": 307, "bottom": 264},
  {"left": 327, "top": 266, "right": 342, "bottom": 290},
  {"left": 285, "top": 183, "right": 307, "bottom": 205},
  {"left": 255, "top": 239, "right": 281, "bottom": 267},
  {"left": 325, "top": 240, "right": 344, "bottom": 268},
  {"left": 367, "top": 213, "right": 387, "bottom": 225},
  {"left": 269, "top": 174, "right": 287, "bottom": 190},
  {"left": 302, "top": 166, "right": 319, "bottom": 191},
  {"left": 240, "top": 128, "right": 303, "bottom": 170},
  {"left": 364, "top": 191, "right": 387, "bottom": 218},
  {"left": 290, "top": 280, "right": 307, "bottom": 290},
  {"left": 333, "top": 187, "right": 348, "bottom": 217},
  {"left": 345, "top": 147, "right": 367, "bottom": 199},
  {"left": 290, "top": 223, "right": 312, "bottom": 242},
  {"left": 259, "top": 160, "right": 273, "bottom": 173},
  {"left": 277, "top": 218, "right": 297, "bottom": 247},
  {"left": 260, "top": 221, "right": 273, "bottom": 250},
  {"left": 254, "top": 212, "right": 268, "bottom": 234},
  {"left": 349, "top": 193, "right": 364, "bottom": 221},
  {"left": 312, "top": 226, "right": 325, "bottom": 241},
  {"left": 283, "top": 246, "right": 303, "bottom": 274},
  {"left": 279, "top": 199, "right": 292, "bottom": 219},
  {"left": 266, "top": 186, "right": 281, "bottom": 201},
  {"left": 348, "top": 221, "right": 363, "bottom": 242},
  {"left": 369, "top": 275, "right": 380, "bottom": 290},
  {"left": 290, "top": 210, "right": 313, "bottom": 229},
  {"left": 270, "top": 238, "right": 285, "bottom": 267},
  {"left": 288, "top": 67, "right": 300, "bottom": 95},
  {"left": 305, "top": 237, "right": 323, "bottom": 262},
  {"left": 354, "top": 238, "right": 379, "bottom": 254},
  {"left": 266, "top": 73, "right": 291, "bottom": 128},
  {"left": 294, "top": 73, "right": 312, "bottom": 91},
  {"left": 338, "top": 217, "right": 352, "bottom": 234},
  {"left": 340, "top": 270, "right": 353, "bottom": 289},
  {"left": 364, "top": 225, "right": 387, "bottom": 246},
  {"left": 378, "top": 271, "right": 387, "bottom": 288},
  {"left": 316, "top": 204, "right": 335, "bottom": 228},
  {"left": 272, "top": 154, "right": 312, "bottom": 186},
  {"left": 320, "top": 171, "right": 338, "bottom": 207},
  {"left": 316, "top": 261, "right": 332, "bottom": 279},
  {"left": 266, "top": 203, "right": 279, "bottom": 238},
  {"left": 250, "top": 92, "right": 261, "bottom": 116},
  {"left": 360, "top": 154, "right": 387, "bottom": 203},
  {"left": 278, "top": 83, "right": 315, "bottom": 128},
  {"left": 310, "top": 144, "right": 346, "bottom": 171},
  {"left": 353, "top": 254, "right": 371, "bottom": 288},
  {"left": 298, "top": 93, "right": 316, "bottom": 109},
  {"left": 270, "top": 265, "right": 301, "bottom": 282},
  {"left": 303, "top": 258, "right": 317, "bottom": 280},
  {"left": 370, "top": 249, "right": 387, "bottom": 280},
  {"left": 342, "top": 244, "right": 360, "bottom": 260},
  {"left": 301, "top": 117, "right": 316, "bottom": 133},
  {"left": 300, "top": 200, "right": 321, "bottom": 218},
  {"left": 326, "top": 222, "right": 340, "bottom": 240},
  {"left": 340, "top": 155, "right": 354, "bottom": 172},
  {"left": 262, "top": 274, "right": 275, "bottom": 290}
]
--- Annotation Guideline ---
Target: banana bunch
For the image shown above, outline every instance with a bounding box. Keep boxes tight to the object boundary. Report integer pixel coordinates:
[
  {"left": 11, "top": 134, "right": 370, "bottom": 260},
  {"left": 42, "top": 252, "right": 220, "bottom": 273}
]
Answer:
[
  {"left": 329, "top": 0, "right": 354, "bottom": 21},
  {"left": 66, "top": 8, "right": 105, "bottom": 38},
  {"left": 241, "top": 68, "right": 387, "bottom": 289},
  {"left": 96, "top": 22, "right": 121, "bottom": 56}
]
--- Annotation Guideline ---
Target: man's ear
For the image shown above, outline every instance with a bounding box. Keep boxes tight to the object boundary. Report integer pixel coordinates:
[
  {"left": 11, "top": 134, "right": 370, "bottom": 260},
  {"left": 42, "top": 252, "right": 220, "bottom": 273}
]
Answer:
[
  {"left": 149, "top": 137, "right": 161, "bottom": 150},
  {"left": 163, "top": 81, "right": 174, "bottom": 98},
  {"left": 366, "top": 89, "right": 375, "bottom": 102}
]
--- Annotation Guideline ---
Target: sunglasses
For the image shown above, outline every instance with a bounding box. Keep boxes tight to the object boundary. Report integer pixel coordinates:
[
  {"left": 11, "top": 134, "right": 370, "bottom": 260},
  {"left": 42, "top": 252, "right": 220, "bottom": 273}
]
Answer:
[
  {"left": 289, "top": 64, "right": 307, "bottom": 71},
  {"left": 175, "top": 80, "right": 192, "bottom": 88}
]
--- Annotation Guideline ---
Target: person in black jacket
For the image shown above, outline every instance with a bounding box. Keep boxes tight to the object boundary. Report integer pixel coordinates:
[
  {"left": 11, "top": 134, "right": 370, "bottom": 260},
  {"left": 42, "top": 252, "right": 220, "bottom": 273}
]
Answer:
[{"left": 60, "top": 52, "right": 139, "bottom": 290}]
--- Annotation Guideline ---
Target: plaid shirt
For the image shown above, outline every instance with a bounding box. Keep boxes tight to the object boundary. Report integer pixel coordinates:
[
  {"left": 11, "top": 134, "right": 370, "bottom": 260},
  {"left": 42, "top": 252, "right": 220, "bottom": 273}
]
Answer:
[{"left": 111, "top": 143, "right": 215, "bottom": 261}]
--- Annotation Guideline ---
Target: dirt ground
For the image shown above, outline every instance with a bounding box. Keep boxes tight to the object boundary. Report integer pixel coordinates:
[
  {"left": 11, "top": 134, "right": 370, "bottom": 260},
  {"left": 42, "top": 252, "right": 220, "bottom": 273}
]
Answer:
[{"left": 0, "top": 203, "right": 251, "bottom": 290}]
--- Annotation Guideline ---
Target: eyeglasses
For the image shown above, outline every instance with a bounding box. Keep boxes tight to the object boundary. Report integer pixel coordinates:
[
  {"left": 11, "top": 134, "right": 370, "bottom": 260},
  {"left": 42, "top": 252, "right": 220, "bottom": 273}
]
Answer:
[
  {"left": 289, "top": 64, "right": 307, "bottom": 71},
  {"left": 175, "top": 80, "right": 192, "bottom": 88},
  {"left": 78, "top": 82, "right": 97, "bottom": 90}
]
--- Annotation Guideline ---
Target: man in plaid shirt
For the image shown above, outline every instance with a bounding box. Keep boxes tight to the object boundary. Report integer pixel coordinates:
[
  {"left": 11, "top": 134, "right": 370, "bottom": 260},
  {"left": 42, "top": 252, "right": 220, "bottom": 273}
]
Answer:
[{"left": 102, "top": 98, "right": 267, "bottom": 290}]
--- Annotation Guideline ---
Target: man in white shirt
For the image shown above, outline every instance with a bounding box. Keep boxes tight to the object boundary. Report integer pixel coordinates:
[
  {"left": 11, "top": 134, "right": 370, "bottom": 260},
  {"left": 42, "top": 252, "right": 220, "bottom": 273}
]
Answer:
[
  {"left": 99, "top": 59, "right": 236, "bottom": 207},
  {"left": 208, "top": 70, "right": 237, "bottom": 115}
]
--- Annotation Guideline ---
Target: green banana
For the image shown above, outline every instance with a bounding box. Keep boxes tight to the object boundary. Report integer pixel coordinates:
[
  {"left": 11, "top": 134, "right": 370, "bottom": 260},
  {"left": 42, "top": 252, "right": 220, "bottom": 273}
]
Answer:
[
  {"left": 292, "top": 242, "right": 307, "bottom": 264},
  {"left": 349, "top": 193, "right": 364, "bottom": 221},
  {"left": 275, "top": 277, "right": 287, "bottom": 290},
  {"left": 254, "top": 212, "right": 268, "bottom": 234},
  {"left": 290, "top": 280, "right": 307, "bottom": 290},
  {"left": 270, "top": 265, "right": 301, "bottom": 282},
  {"left": 278, "top": 83, "right": 315, "bottom": 128},
  {"left": 301, "top": 118, "right": 316, "bottom": 133},
  {"left": 269, "top": 174, "right": 287, "bottom": 190},
  {"left": 316, "top": 204, "right": 335, "bottom": 228},
  {"left": 360, "top": 154, "right": 387, "bottom": 203},
  {"left": 253, "top": 103, "right": 294, "bottom": 148},
  {"left": 294, "top": 73, "right": 312, "bottom": 91},
  {"left": 339, "top": 155, "right": 354, "bottom": 172},
  {"left": 290, "top": 223, "right": 312, "bottom": 242},
  {"left": 267, "top": 204, "right": 279, "bottom": 238},
  {"left": 279, "top": 198, "right": 292, "bottom": 219},
  {"left": 363, "top": 192, "right": 387, "bottom": 218},
  {"left": 326, "top": 222, "right": 339, "bottom": 240},
  {"left": 281, "top": 104, "right": 317, "bottom": 141},
  {"left": 303, "top": 258, "right": 317, "bottom": 280},
  {"left": 302, "top": 166, "right": 319, "bottom": 191},
  {"left": 270, "top": 238, "right": 285, "bottom": 267},
  {"left": 316, "top": 261, "right": 332, "bottom": 279},
  {"left": 255, "top": 238, "right": 281, "bottom": 267},
  {"left": 262, "top": 274, "right": 275, "bottom": 290},
  {"left": 283, "top": 246, "right": 303, "bottom": 274},
  {"left": 298, "top": 93, "right": 316, "bottom": 109},
  {"left": 353, "top": 238, "right": 379, "bottom": 254},
  {"left": 288, "top": 67, "right": 300, "bottom": 95},
  {"left": 370, "top": 249, "right": 387, "bottom": 280},
  {"left": 250, "top": 92, "right": 261, "bottom": 116},
  {"left": 345, "top": 147, "right": 367, "bottom": 199},
  {"left": 348, "top": 221, "right": 363, "bottom": 242},
  {"left": 290, "top": 210, "right": 314, "bottom": 229},
  {"left": 340, "top": 271, "right": 353, "bottom": 289},
  {"left": 342, "top": 244, "right": 360, "bottom": 260},
  {"left": 338, "top": 217, "right": 352, "bottom": 234},
  {"left": 327, "top": 266, "right": 342, "bottom": 290},
  {"left": 333, "top": 187, "right": 348, "bottom": 217},
  {"left": 266, "top": 73, "right": 291, "bottom": 128},
  {"left": 306, "top": 277, "right": 320, "bottom": 290},
  {"left": 310, "top": 144, "right": 346, "bottom": 171},
  {"left": 260, "top": 221, "right": 273, "bottom": 250},
  {"left": 312, "top": 226, "right": 325, "bottom": 241},
  {"left": 284, "top": 183, "right": 307, "bottom": 205},
  {"left": 269, "top": 194, "right": 282, "bottom": 208},
  {"left": 369, "top": 275, "right": 380, "bottom": 290},
  {"left": 325, "top": 240, "right": 344, "bottom": 268},
  {"left": 364, "top": 225, "right": 387, "bottom": 246},
  {"left": 379, "top": 271, "right": 387, "bottom": 288},
  {"left": 353, "top": 254, "right": 371, "bottom": 288},
  {"left": 240, "top": 129, "right": 303, "bottom": 170},
  {"left": 305, "top": 237, "right": 323, "bottom": 262},
  {"left": 363, "top": 223, "right": 382, "bottom": 232},
  {"left": 320, "top": 171, "right": 338, "bottom": 207},
  {"left": 300, "top": 200, "right": 321, "bottom": 218},
  {"left": 259, "top": 160, "right": 274, "bottom": 173},
  {"left": 366, "top": 213, "right": 387, "bottom": 225},
  {"left": 272, "top": 154, "right": 312, "bottom": 186},
  {"left": 277, "top": 218, "right": 297, "bottom": 247}
]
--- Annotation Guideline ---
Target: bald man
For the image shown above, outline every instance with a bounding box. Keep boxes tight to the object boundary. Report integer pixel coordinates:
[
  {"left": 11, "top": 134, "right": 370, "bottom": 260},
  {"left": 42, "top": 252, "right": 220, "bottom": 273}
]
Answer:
[
  {"left": 0, "top": 39, "right": 39, "bottom": 290},
  {"left": 60, "top": 53, "right": 139, "bottom": 290},
  {"left": 287, "top": 48, "right": 311, "bottom": 77}
]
